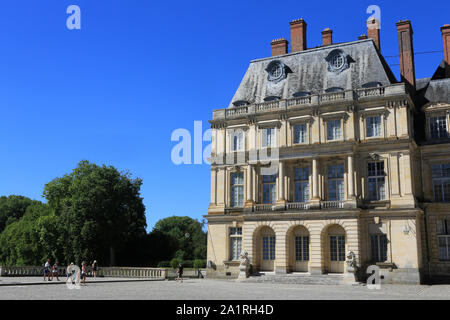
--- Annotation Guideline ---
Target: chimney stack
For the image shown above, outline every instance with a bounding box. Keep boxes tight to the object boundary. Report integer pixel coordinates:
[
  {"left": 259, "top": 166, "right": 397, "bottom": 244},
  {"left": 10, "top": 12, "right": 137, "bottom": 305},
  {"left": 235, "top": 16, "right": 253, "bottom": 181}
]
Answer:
[
  {"left": 396, "top": 20, "right": 416, "bottom": 90},
  {"left": 271, "top": 38, "right": 289, "bottom": 56},
  {"left": 441, "top": 24, "right": 450, "bottom": 78},
  {"left": 367, "top": 18, "right": 381, "bottom": 51},
  {"left": 322, "top": 28, "right": 333, "bottom": 46},
  {"left": 290, "top": 19, "right": 307, "bottom": 52}
]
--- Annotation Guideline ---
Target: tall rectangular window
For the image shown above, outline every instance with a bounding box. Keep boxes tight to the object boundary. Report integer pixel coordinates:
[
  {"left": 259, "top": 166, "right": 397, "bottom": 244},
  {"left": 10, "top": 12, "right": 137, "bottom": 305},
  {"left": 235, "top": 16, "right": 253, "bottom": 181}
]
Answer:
[
  {"left": 330, "top": 236, "right": 345, "bottom": 261},
  {"left": 229, "top": 227, "right": 242, "bottom": 261},
  {"left": 262, "top": 236, "right": 276, "bottom": 260},
  {"left": 429, "top": 116, "right": 448, "bottom": 139},
  {"left": 294, "top": 167, "right": 310, "bottom": 202},
  {"left": 262, "top": 174, "right": 277, "bottom": 204},
  {"left": 232, "top": 130, "right": 244, "bottom": 151},
  {"left": 231, "top": 172, "right": 244, "bottom": 207},
  {"left": 366, "top": 116, "right": 382, "bottom": 137},
  {"left": 293, "top": 124, "right": 307, "bottom": 144},
  {"left": 437, "top": 220, "right": 450, "bottom": 261},
  {"left": 368, "top": 161, "right": 386, "bottom": 200},
  {"left": 327, "top": 119, "right": 342, "bottom": 141},
  {"left": 328, "top": 164, "right": 344, "bottom": 201},
  {"left": 262, "top": 128, "right": 276, "bottom": 147},
  {"left": 371, "top": 234, "right": 388, "bottom": 262},
  {"left": 295, "top": 236, "right": 310, "bottom": 261},
  {"left": 432, "top": 164, "right": 450, "bottom": 202}
]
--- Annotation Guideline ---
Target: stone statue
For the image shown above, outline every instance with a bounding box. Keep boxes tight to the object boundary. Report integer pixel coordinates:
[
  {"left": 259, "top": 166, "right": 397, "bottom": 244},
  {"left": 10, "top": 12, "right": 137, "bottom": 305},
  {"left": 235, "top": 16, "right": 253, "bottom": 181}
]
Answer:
[
  {"left": 343, "top": 250, "right": 358, "bottom": 284},
  {"left": 236, "top": 251, "right": 250, "bottom": 281},
  {"left": 346, "top": 251, "right": 357, "bottom": 270}
]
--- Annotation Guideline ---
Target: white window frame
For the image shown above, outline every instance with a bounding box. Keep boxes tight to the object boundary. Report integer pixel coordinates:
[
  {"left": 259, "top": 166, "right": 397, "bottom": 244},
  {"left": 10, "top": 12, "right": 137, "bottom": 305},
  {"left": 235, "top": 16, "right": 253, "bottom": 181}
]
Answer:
[
  {"left": 366, "top": 116, "right": 382, "bottom": 138},
  {"left": 326, "top": 119, "right": 342, "bottom": 141},
  {"left": 293, "top": 123, "right": 307, "bottom": 145},
  {"left": 229, "top": 227, "right": 242, "bottom": 261},
  {"left": 437, "top": 220, "right": 450, "bottom": 261},
  {"left": 261, "top": 127, "right": 277, "bottom": 148},
  {"left": 428, "top": 115, "right": 448, "bottom": 140},
  {"left": 367, "top": 161, "right": 386, "bottom": 201},
  {"left": 294, "top": 167, "right": 310, "bottom": 202},
  {"left": 328, "top": 164, "right": 345, "bottom": 201},
  {"left": 230, "top": 172, "right": 244, "bottom": 207},
  {"left": 432, "top": 164, "right": 450, "bottom": 202}
]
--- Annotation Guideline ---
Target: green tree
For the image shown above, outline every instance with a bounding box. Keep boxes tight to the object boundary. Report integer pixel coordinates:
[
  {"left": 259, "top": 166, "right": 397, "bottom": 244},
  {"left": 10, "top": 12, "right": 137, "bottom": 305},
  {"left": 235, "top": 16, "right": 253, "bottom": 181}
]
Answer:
[
  {"left": 42, "top": 160, "right": 147, "bottom": 266},
  {"left": 0, "top": 203, "right": 52, "bottom": 266},
  {"left": 152, "top": 216, "right": 206, "bottom": 261},
  {"left": 0, "top": 195, "right": 40, "bottom": 234}
]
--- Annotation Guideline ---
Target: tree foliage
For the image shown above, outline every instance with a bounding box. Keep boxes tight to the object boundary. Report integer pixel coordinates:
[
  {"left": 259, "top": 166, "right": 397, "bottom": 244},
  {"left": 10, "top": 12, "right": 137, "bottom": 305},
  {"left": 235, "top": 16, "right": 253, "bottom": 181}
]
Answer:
[
  {"left": 42, "top": 160, "right": 147, "bottom": 266},
  {"left": 0, "top": 162, "right": 207, "bottom": 267},
  {"left": 152, "top": 216, "right": 207, "bottom": 261},
  {"left": 0, "top": 195, "right": 40, "bottom": 234}
]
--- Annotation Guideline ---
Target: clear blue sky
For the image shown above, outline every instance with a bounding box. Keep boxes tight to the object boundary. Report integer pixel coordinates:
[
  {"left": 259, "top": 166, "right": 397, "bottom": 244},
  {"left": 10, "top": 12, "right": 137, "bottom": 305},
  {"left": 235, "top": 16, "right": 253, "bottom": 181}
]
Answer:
[{"left": 0, "top": 0, "right": 448, "bottom": 231}]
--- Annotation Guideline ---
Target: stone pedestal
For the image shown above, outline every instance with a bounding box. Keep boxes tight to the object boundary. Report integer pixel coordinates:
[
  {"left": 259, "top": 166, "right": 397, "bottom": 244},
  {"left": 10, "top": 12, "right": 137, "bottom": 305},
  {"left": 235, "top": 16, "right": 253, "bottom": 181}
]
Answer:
[{"left": 236, "top": 252, "right": 250, "bottom": 282}]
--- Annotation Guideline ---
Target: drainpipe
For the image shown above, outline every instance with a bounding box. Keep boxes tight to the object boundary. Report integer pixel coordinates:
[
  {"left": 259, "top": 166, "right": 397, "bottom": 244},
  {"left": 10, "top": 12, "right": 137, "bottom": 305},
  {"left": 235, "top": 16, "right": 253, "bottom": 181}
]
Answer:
[{"left": 420, "top": 149, "right": 432, "bottom": 281}]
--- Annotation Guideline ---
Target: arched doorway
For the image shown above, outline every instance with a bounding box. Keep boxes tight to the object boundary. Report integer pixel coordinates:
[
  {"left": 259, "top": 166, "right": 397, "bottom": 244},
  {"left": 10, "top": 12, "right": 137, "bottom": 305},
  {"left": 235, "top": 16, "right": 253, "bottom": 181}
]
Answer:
[
  {"left": 322, "top": 224, "right": 346, "bottom": 274},
  {"left": 253, "top": 226, "right": 276, "bottom": 272},
  {"left": 287, "top": 225, "right": 310, "bottom": 272}
]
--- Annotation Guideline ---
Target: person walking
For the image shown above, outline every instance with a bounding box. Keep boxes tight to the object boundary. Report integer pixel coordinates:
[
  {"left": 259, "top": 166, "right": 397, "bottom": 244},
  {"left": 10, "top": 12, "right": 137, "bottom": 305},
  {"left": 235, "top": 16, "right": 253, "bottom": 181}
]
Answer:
[
  {"left": 81, "top": 261, "right": 87, "bottom": 285},
  {"left": 43, "top": 259, "right": 51, "bottom": 281},
  {"left": 66, "top": 263, "right": 75, "bottom": 284},
  {"left": 176, "top": 263, "right": 184, "bottom": 283},
  {"left": 51, "top": 261, "right": 60, "bottom": 281},
  {"left": 91, "top": 260, "right": 98, "bottom": 278}
]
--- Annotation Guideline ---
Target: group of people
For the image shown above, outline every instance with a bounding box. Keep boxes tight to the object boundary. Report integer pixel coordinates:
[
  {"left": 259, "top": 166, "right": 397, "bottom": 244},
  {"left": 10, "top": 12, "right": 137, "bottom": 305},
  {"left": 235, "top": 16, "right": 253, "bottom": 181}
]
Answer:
[{"left": 44, "top": 259, "right": 98, "bottom": 285}]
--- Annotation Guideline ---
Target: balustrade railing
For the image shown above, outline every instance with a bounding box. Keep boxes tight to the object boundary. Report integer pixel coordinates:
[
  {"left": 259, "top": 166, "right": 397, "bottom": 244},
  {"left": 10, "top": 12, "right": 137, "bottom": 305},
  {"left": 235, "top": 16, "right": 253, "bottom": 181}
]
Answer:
[
  {"left": 225, "top": 106, "right": 248, "bottom": 117},
  {"left": 320, "top": 201, "right": 346, "bottom": 209},
  {"left": 0, "top": 266, "right": 167, "bottom": 279},
  {"left": 286, "top": 202, "right": 311, "bottom": 210},
  {"left": 213, "top": 84, "right": 407, "bottom": 121},
  {"left": 357, "top": 86, "right": 386, "bottom": 98},
  {"left": 320, "top": 91, "right": 346, "bottom": 102},
  {"left": 287, "top": 96, "right": 312, "bottom": 107},
  {"left": 255, "top": 100, "right": 282, "bottom": 112}
]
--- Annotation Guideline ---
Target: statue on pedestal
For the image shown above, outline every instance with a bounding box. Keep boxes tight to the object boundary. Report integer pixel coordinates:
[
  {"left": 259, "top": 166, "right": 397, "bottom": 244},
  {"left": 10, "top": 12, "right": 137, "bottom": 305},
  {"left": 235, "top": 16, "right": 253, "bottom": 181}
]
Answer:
[
  {"left": 343, "top": 250, "right": 358, "bottom": 284},
  {"left": 236, "top": 251, "right": 250, "bottom": 281}
]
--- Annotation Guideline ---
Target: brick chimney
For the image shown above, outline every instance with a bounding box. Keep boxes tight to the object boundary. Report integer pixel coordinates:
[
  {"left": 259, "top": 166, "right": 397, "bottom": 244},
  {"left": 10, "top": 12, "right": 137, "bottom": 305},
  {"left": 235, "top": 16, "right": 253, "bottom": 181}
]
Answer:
[
  {"left": 367, "top": 17, "right": 381, "bottom": 51},
  {"left": 322, "top": 28, "right": 333, "bottom": 46},
  {"left": 396, "top": 20, "right": 416, "bottom": 90},
  {"left": 271, "top": 38, "right": 289, "bottom": 56},
  {"left": 441, "top": 24, "right": 450, "bottom": 78},
  {"left": 290, "top": 19, "right": 307, "bottom": 52}
]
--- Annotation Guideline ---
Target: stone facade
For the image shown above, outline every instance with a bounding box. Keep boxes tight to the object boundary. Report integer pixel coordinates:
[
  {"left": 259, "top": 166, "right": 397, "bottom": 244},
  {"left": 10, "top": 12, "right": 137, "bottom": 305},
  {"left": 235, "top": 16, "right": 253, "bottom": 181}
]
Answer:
[{"left": 205, "top": 18, "right": 450, "bottom": 284}]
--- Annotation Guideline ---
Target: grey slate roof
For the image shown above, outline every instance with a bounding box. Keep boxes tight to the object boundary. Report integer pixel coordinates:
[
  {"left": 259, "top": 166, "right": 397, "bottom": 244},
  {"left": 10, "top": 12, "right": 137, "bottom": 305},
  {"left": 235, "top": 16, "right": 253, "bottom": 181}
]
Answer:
[
  {"left": 228, "top": 39, "right": 396, "bottom": 108},
  {"left": 424, "top": 79, "right": 450, "bottom": 104}
]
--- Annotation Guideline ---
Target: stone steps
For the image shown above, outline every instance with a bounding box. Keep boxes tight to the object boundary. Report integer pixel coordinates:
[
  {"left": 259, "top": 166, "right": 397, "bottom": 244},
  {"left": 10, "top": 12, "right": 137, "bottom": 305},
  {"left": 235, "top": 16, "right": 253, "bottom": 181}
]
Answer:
[{"left": 245, "top": 273, "right": 345, "bottom": 285}]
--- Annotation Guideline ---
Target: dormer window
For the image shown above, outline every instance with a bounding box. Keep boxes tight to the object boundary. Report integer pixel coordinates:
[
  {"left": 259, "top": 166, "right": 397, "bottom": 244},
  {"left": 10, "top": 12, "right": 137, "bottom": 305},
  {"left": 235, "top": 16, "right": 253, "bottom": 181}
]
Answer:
[
  {"left": 325, "top": 49, "right": 349, "bottom": 74},
  {"left": 232, "top": 100, "right": 249, "bottom": 107},
  {"left": 264, "top": 96, "right": 281, "bottom": 102},
  {"left": 429, "top": 116, "right": 448, "bottom": 139},
  {"left": 325, "top": 87, "right": 344, "bottom": 94},
  {"left": 266, "top": 60, "right": 287, "bottom": 83},
  {"left": 293, "top": 91, "right": 312, "bottom": 97},
  {"left": 362, "top": 82, "right": 383, "bottom": 88}
]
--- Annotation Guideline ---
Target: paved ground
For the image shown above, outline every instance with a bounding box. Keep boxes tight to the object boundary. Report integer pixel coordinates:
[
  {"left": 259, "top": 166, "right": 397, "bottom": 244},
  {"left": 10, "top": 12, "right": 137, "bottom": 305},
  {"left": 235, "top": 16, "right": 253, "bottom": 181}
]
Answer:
[{"left": 1, "top": 278, "right": 450, "bottom": 300}]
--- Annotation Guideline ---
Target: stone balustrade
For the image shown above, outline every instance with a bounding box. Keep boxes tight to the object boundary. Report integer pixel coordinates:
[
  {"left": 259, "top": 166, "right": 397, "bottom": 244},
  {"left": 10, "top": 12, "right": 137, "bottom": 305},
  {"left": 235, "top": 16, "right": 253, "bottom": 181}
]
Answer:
[
  {"left": 250, "top": 200, "right": 356, "bottom": 213},
  {"left": 212, "top": 83, "right": 406, "bottom": 121},
  {"left": 0, "top": 266, "right": 167, "bottom": 279}
]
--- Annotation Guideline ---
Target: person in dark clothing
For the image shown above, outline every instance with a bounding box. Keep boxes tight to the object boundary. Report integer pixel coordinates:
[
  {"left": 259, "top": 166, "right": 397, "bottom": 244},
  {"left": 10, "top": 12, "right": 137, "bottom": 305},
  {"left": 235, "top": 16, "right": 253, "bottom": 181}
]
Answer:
[{"left": 176, "top": 263, "right": 184, "bottom": 283}]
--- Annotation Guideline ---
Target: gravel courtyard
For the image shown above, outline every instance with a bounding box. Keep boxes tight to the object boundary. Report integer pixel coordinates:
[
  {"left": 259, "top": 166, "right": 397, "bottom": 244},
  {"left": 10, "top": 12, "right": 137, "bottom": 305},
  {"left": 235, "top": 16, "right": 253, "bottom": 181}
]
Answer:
[{"left": 1, "top": 278, "right": 450, "bottom": 300}]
